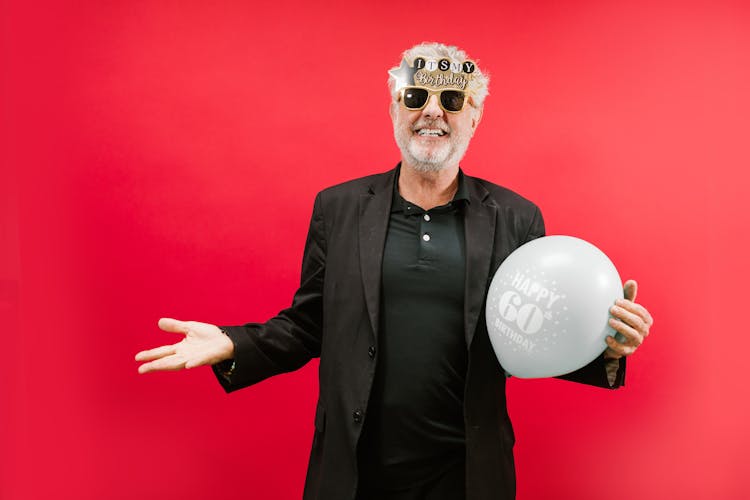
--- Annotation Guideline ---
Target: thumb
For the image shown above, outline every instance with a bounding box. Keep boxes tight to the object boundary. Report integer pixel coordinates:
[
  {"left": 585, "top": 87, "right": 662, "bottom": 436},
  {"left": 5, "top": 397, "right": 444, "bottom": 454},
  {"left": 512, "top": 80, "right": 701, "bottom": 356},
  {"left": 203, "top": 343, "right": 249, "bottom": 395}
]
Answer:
[
  {"left": 623, "top": 280, "right": 638, "bottom": 302},
  {"left": 158, "top": 317, "right": 189, "bottom": 335}
]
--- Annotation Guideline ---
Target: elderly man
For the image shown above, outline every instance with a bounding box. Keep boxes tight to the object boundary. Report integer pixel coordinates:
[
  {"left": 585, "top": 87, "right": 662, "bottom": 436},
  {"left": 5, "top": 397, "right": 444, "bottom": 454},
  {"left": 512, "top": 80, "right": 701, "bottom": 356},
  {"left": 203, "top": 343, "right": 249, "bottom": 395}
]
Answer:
[{"left": 136, "top": 42, "right": 653, "bottom": 500}]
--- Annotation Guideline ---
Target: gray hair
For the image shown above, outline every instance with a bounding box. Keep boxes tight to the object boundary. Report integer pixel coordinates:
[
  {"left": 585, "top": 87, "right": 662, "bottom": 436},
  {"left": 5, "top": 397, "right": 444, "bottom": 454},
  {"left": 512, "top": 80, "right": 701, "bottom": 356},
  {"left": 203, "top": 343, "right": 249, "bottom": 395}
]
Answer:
[{"left": 388, "top": 42, "right": 490, "bottom": 107}]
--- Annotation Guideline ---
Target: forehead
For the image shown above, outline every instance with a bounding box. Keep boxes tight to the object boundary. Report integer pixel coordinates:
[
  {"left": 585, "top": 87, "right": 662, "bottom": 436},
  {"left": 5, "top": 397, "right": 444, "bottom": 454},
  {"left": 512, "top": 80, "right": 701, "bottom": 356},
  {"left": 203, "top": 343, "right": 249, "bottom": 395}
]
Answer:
[{"left": 390, "top": 56, "right": 477, "bottom": 93}]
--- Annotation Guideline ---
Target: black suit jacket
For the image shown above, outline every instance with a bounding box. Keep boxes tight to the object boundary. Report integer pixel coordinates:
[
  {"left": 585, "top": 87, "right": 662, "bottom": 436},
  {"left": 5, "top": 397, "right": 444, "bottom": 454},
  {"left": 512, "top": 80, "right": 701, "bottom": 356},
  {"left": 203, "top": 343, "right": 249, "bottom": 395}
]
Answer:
[{"left": 215, "top": 167, "right": 625, "bottom": 500}]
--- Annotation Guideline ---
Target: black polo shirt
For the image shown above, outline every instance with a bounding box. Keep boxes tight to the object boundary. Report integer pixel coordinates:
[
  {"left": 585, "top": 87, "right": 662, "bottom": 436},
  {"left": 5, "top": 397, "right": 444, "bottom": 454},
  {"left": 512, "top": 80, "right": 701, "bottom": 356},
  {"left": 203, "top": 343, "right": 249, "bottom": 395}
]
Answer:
[{"left": 358, "top": 170, "right": 469, "bottom": 491}]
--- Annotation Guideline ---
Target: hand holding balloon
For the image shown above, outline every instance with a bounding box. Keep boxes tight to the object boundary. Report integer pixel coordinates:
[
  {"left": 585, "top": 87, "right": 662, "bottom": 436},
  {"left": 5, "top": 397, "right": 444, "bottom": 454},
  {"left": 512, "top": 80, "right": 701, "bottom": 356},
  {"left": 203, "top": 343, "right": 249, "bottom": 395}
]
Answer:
[
  {"left": 486, "top": 236, "right": 654, "bottom": 378},
  {"left": 604, "top": 280, "right": 653, "bottom": 359}
]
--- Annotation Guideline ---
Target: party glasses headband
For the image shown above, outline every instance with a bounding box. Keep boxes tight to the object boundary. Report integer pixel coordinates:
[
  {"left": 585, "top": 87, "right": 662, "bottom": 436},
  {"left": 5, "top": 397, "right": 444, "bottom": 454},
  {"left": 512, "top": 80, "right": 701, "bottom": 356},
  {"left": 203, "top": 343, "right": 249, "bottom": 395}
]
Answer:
[{"left": 399, "top": 87, "right": 468, "bottom": 113}]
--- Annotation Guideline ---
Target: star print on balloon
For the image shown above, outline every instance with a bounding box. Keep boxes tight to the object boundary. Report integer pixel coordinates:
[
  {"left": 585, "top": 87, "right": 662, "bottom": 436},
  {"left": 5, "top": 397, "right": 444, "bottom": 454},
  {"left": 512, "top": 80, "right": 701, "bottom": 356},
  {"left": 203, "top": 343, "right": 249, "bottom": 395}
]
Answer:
[{"left": 389, "top": 57, "right": 477, "bottom": 92}]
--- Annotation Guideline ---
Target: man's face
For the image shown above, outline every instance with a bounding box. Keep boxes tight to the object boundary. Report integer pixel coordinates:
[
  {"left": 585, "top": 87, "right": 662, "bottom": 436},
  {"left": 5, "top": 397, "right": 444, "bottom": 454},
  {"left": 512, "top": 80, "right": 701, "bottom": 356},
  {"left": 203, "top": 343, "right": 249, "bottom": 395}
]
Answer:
[{"left": 391, "top": 88, "right": 482, "bottom": 172}]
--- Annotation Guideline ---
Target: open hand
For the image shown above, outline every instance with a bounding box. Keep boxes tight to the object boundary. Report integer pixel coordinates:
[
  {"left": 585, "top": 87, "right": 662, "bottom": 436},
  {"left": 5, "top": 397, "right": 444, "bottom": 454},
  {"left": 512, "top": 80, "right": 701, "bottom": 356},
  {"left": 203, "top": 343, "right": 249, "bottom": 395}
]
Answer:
[{"left": 135, "top": 318, "right": 234, "bottom": 374}]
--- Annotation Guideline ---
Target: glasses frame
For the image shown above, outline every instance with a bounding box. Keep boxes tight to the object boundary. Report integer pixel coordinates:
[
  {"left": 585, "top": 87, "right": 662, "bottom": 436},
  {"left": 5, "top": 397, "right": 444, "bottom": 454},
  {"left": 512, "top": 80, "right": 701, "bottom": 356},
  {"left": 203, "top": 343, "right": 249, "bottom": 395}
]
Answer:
[{"left": 398, "top": 86, "right": 469, "bottom": 114}]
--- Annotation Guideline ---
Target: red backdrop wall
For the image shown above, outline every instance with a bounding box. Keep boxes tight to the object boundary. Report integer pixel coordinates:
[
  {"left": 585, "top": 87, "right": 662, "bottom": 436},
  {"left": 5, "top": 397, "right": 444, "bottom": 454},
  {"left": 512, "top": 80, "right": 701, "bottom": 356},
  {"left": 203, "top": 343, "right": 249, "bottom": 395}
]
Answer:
[{"left": 3, "top": 1, "right": 748, "bottom": 499}]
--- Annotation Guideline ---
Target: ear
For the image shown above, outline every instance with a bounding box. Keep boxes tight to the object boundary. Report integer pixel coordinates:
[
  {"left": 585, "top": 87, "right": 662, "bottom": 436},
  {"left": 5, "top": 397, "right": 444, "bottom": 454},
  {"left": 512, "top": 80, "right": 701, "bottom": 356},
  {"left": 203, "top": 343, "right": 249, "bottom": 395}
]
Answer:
[
  {"left": 389, "top": 98, "right": 398, "bottom": 120},
  {"left": 471, "top": 105, "right": 483, "bottom": 131}
]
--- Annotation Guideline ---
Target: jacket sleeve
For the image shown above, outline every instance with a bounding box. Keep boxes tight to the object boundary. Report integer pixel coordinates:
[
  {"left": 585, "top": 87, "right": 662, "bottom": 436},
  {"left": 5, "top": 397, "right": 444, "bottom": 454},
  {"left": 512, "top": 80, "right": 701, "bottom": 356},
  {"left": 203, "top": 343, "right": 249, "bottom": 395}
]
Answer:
[
  {"left": 213, "top": 193, "right": 327, "bottom": 393},
  {"left": 557, "top": 355, "right": 626, "bottom": 389},
  {"left": 523, "top": 205, "right": 546, "bottom": 243}
]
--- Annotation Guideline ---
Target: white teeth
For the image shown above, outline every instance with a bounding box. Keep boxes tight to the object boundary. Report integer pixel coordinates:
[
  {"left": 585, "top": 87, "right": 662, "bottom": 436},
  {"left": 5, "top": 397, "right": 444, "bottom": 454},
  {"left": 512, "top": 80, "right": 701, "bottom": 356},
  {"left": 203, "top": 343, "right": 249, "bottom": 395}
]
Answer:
[{"left": 417, "top": 129, "right": 446, "bottom": 136}]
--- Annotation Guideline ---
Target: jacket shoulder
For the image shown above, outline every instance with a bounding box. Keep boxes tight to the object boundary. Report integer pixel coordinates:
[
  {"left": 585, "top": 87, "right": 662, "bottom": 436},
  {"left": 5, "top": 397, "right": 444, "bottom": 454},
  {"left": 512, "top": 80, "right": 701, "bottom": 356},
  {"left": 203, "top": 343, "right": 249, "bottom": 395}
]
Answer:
[
  {"left": 465, "top": 174, "right": 540, "bottom": 212},
  {"left": 317, "top": 170, "right": 393, "bottom": 200},
  {"left": 310, "top": 169, "right": 395, "bottom": 218},
  {"left": 465, "top": 173, "right": 545, "bottom": 242}
]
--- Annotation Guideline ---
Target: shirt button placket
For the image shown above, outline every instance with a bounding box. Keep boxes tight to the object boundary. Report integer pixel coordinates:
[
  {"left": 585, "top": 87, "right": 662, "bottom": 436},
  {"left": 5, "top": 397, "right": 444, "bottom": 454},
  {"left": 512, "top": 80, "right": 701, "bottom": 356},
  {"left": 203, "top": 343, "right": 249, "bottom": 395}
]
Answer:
[{"left": 421, "top": 212, "right": 431, "bottom": 242}]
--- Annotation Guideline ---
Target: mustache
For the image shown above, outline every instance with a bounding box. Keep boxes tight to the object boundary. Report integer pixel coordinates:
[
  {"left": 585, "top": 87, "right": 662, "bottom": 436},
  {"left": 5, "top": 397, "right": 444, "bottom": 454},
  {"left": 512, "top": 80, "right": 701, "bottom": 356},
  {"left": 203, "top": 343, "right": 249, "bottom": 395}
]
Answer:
[{"left": 412, "top": 119, "right": 451, "bottom": 134}]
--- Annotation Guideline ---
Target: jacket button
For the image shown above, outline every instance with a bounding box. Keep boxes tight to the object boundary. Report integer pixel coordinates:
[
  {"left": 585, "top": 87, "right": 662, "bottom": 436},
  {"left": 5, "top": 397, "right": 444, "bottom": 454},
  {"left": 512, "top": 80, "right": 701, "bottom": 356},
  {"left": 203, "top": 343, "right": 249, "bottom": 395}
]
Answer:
[
  {"left": 368, "top": 346, "right": 376, "bottom": 358},
  {"left": 352, "top": 410, "right": 363, "bottom": 423}
]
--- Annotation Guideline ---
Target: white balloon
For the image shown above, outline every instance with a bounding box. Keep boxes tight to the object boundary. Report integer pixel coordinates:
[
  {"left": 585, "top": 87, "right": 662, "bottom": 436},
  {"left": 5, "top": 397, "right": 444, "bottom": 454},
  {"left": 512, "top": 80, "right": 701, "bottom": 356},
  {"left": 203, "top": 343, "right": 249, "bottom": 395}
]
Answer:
[{"left": 486, "top": 236, "right": 623, "bottom": 378}]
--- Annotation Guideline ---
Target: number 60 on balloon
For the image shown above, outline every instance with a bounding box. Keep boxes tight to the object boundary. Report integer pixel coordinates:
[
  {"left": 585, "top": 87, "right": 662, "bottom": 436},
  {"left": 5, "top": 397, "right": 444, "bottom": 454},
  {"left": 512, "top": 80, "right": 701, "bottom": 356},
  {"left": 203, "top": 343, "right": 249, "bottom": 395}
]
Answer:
[{"left": 486, "top": 236, "right": 623, "bottom": 378}]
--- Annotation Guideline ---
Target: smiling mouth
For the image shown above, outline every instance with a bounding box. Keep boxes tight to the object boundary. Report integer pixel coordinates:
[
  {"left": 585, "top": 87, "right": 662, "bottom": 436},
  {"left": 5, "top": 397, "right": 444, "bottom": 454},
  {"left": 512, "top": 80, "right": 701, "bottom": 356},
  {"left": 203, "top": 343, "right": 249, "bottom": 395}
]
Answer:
[{"left": 416, "top": 128, "right": 447, "bottom": 137}]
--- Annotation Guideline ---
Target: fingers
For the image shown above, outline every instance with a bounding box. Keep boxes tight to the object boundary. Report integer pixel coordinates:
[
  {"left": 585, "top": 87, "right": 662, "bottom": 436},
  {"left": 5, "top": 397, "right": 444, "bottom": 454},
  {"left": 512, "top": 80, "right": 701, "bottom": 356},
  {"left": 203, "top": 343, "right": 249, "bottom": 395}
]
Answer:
[
  {"left": 615, "top": 297, "right": 654, "bottom": 330},
  {"left": 610, "top": 302, "right": 648, "bottom": 336},
  {"left": 136, "top": 318, "right": 231, "bottom": 374},
  {"left": 135, "top": 319, "right": 189, "bottom": 374},
  {"left": 606, "top": 296, "right": 653, "bottom": 358},
  {"left": 605, "top": 280, "right": 654, "bottom": 359},
  {"left": 137, "top": 347, "right": 217, "bottom": 373},
  {"left": 606, "top": 305, "right": 645, "bottom": 357},
  {"left": 135, "top": 344, "right": 177, "bottom": 362},
  {"left": 158, "top": 317, "right": 190, "bottom": 334},
  {"left": 605, "top": 336, "right": 632, "bottom": 358},
  {"left": 623, "top": 280, "right": 638, "bottom": 302},
  {"left": 608, "top": 317, "right": 642, "bottom": 351},
  {"left": 137, "top": 354, "right": 187, "bottom": 374},
  {"left": 184, "top": 357, "right": 211, "bottom": 370}
]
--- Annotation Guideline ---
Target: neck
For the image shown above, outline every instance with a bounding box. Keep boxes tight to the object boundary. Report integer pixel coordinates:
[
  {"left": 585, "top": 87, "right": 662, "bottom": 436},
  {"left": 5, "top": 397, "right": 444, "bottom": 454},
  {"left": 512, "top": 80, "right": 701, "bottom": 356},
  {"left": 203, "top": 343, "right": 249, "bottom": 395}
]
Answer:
[{"left": 398, "top": 161, "right": 460, "bottom": 210}]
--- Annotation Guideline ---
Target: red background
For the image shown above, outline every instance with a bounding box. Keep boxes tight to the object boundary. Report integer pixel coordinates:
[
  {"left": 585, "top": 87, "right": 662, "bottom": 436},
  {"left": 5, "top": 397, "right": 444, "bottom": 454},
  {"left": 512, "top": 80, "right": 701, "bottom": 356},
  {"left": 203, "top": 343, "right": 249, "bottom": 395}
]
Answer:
[{"left": 2, "top": 1, "right": 748, "bottom": 499}]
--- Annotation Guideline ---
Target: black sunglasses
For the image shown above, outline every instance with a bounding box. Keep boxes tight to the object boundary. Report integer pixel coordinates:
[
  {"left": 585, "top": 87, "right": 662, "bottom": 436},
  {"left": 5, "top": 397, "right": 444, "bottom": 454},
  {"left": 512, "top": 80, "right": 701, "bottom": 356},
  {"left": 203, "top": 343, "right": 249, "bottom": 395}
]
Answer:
[{"left": 399, "top": 87, "right": 467, "bottom": 113}]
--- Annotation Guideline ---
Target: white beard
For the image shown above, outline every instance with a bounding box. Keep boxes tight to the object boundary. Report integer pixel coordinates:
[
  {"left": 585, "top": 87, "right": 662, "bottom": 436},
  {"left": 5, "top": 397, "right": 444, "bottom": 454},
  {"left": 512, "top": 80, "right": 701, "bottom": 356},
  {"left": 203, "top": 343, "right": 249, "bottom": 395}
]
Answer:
[{"left": 393, "top": 117, "right": 472, "bottom": 173}]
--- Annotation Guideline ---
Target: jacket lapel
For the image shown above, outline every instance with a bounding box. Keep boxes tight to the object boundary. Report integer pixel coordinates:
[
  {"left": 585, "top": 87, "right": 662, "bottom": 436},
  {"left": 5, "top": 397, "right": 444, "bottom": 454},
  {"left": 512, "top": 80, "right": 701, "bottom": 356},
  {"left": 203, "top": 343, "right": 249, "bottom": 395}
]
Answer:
[
  {"left": 357, "top": 169, "right": 496, "bottom": 346},
  {"left": 463, "top": 177, "right": 497, "bottom": 347},
  {"left": 358, "top": 169, "right": 396, "bottom": 339}
]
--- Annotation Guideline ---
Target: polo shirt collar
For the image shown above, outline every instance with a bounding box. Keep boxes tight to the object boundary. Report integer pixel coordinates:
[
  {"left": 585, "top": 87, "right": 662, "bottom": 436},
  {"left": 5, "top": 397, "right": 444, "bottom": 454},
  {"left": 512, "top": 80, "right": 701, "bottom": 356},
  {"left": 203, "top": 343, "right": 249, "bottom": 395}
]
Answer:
[{"left": 391, "top": 165, "right": 470, "bottom": 215}]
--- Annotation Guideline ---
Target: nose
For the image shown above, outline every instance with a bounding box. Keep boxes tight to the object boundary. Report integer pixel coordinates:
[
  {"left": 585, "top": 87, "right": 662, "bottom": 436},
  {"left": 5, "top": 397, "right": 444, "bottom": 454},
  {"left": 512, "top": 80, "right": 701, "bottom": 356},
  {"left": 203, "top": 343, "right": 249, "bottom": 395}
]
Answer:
[{"left": 421, "top": 94, "right": 444, "bottom": 119}]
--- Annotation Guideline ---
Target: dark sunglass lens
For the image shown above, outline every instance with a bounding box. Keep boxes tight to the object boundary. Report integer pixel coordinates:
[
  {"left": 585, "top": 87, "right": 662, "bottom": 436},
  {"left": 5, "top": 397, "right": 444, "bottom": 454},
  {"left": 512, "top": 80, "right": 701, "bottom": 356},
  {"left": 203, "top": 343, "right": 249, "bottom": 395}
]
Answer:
[
  {"left": 403, "top": 88, "right": 428, "bottom": 109},
  {"left": 441, "top": 90, "right": 466, "bottom": 112}
]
